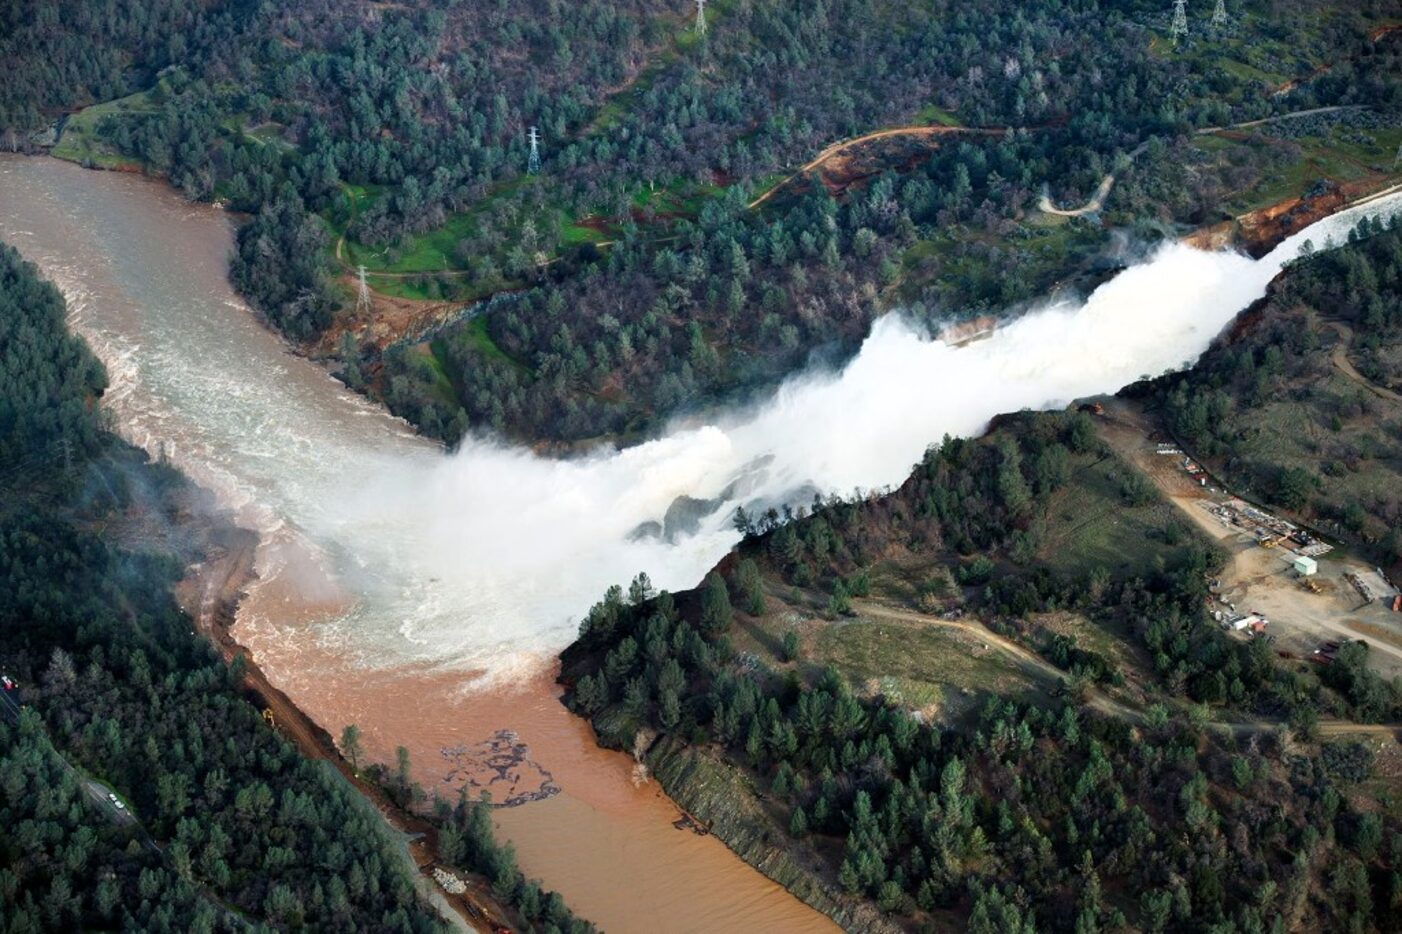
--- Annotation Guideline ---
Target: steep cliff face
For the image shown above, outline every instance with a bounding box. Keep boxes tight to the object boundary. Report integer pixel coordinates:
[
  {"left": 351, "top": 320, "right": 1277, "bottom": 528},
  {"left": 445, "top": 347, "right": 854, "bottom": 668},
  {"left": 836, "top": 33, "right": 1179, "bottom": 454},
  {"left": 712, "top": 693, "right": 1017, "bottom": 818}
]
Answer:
[{"left": 645, "top": 736, "right": 903, "bottom": 934}]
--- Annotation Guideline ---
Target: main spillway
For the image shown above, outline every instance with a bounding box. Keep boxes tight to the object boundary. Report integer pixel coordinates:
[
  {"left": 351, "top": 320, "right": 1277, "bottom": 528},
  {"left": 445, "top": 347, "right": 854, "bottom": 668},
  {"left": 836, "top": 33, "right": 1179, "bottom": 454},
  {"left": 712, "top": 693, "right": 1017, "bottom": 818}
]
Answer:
[{"left": 2, "top": 153, "right": 1398, "bottom": 931}]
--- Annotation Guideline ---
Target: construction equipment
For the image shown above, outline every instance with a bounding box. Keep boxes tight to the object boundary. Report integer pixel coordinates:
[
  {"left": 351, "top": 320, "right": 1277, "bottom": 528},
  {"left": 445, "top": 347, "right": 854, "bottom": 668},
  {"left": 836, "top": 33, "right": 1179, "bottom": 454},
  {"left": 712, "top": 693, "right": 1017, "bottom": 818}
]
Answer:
[
  {"left": 262, "top": 708, "right": 276, "bottom": 729},
  {"left": 1260, "top": 536, "right": 1279, "bottom": 549},
  {"left": 1301, "top": 578, "right": 1322, "bottom": 594}
]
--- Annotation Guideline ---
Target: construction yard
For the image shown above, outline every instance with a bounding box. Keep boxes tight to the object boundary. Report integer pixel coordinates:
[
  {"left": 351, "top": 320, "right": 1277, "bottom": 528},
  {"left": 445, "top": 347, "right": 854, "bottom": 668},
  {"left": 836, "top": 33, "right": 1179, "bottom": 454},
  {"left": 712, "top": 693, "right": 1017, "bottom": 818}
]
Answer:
[{"left": 1096, "top": 400, "right": 1402, "bottom": 679}]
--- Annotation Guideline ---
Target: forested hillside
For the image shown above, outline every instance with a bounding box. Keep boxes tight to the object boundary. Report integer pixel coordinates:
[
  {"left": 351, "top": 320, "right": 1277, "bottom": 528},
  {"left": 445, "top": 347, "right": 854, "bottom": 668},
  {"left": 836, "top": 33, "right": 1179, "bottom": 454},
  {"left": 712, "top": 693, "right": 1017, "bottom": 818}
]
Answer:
[
  {"left": 0, "top": 242, "right": 452, "bottom": 930},
  {"left": 558, "top": 225, "right": 1402, "bottom": 931},
  {"left": 0, "top": 242, "right": 595, "bottom": 933},
  {"left": 1157, "top": 216, "right": 1402, "bottom": 568},
  {"left": 6, "top": 0, "right": 1400, "bottom": 445}
]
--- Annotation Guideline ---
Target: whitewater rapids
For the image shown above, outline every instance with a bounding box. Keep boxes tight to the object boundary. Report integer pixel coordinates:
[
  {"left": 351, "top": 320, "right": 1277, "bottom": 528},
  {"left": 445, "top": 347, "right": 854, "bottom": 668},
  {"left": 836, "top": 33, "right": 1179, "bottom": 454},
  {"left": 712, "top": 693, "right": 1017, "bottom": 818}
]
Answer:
[{"left": 2, "top": 155, "right": 1398, "bottom": 684}]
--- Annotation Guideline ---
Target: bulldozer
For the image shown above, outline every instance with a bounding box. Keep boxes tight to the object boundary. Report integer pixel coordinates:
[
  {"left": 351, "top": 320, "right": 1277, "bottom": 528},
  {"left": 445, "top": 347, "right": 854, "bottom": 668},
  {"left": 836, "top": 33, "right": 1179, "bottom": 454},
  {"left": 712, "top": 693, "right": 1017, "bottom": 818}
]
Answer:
[
  {"left": 1260, "top": 536, "right": 1279, "bottom": 549},
  {"left": 1301, "top": 578, "right": 1323, "bottom": 594}
]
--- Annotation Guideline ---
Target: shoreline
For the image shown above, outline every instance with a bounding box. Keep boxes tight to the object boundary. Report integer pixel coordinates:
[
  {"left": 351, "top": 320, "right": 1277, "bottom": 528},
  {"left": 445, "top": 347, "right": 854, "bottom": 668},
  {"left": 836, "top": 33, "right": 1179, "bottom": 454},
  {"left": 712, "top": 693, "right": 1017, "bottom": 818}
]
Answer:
[
  {"left": 18, "top": 143, "right": 1399, "bottom": 932},
  {"left": 173, "top": 519, "right": 518, "bottom": 934}
]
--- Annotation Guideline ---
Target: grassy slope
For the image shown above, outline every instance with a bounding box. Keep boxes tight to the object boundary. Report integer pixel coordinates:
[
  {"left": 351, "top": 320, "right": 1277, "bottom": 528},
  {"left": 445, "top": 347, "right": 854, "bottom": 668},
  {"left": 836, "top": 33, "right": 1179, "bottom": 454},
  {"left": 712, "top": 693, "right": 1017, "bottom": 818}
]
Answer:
[
  {"left": 720, "top": 431, "right": 1194, "bottom": 725},
  {"left": 51, "top": 91, "right": 154, "bottom": 169},
  {"left": 51, "top": 3, "right": 1397, "bottom": 314}
]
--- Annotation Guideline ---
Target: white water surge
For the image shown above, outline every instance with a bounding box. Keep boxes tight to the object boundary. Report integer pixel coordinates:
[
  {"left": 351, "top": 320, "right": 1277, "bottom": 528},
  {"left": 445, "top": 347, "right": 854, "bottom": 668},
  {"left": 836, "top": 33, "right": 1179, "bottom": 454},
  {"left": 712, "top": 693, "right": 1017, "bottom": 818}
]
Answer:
[{"left": 2, "top": 156, "right": 1399, "bottom": 684}]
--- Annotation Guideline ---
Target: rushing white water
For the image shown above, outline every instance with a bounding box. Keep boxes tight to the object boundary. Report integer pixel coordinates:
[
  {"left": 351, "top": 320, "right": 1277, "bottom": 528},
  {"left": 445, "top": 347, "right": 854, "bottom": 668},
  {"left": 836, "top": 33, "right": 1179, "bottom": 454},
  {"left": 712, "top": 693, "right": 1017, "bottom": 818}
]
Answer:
[
  {"left": 3, "top": 156, "right": 1399, "bottom": 687},
  {"left": 341, "top": 192, "right": 1402, "bottom": 681}
]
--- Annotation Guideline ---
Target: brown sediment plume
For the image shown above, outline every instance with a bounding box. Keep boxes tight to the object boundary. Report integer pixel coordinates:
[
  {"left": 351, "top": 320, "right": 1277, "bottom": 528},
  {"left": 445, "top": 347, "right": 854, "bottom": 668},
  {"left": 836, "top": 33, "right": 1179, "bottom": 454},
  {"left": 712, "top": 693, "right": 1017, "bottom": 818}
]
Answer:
[
  {"left": 233, "top": 626, "right": 838, "bottom": 934},
  {"left": 177, "top": 535, "right": 519, "bottom": 934},
  {"left": 187, "top": 525, "right": 832, "bottom": 933}
]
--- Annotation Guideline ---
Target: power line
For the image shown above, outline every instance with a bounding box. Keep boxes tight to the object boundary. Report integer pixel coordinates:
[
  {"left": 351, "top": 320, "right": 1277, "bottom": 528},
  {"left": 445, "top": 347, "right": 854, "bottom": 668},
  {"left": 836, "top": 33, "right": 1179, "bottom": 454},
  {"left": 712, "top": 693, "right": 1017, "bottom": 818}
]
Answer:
[
  {"left": 356, "top": 265, "right": 372, "bottom": 315},
  {"left": 695, "top": 0, "right": 707, "bottom": 37},
  {"left": 1171, "top": 0, "right": 1189, "bottom": 46}
]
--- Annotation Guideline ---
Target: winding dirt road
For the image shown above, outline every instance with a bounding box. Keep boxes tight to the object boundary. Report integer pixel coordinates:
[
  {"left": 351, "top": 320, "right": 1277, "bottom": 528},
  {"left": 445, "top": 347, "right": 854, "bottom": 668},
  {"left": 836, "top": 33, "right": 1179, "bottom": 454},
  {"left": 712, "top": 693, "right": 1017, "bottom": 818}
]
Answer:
[
  {"left": 1038, "top": 172, "right": 1119, "bottom": 217},
  {"left": 1329, "top": 321, "right": 1402, "bottom": 403},
  {"left": 747, "top": 124, "right": 1005, "bottom": 209},
  {"left": 1037, "top": 106, "right": 1377, "bottom": 218}
]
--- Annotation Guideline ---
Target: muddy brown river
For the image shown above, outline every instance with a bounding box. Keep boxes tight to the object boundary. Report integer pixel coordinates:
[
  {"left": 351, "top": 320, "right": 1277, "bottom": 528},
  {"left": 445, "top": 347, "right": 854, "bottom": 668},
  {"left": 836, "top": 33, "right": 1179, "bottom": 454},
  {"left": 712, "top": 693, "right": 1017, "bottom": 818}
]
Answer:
[
  {"left": 0, "top": 156, "right": 835, "bottom": 933},
  {"left": 4, "top": 153, "right": 1398, "bottom": 932}
]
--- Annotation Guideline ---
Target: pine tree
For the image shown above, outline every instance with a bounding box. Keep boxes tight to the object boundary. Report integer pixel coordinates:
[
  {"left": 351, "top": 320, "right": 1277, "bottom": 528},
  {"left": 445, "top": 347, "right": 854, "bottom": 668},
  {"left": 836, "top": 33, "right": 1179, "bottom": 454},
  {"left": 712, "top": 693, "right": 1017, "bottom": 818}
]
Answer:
[{"left": 700, "top": 571, "right": 733, "bottom": 635}]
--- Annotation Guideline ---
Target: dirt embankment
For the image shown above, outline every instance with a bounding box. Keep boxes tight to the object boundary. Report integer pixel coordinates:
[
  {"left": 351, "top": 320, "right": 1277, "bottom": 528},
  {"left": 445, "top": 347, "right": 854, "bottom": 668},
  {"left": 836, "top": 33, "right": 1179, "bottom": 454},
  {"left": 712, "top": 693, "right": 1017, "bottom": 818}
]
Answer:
[
  {"left": 645, "top": 736, "right": 902, "bottom": 934},
  {"left": 748, "top": 125, "right": 1005, "bottom": 209},
  {"left": 314, "top": 283, "right": 462, "bottom": 357},
  {"left": 173, "top": 522, "right": 518, "bottom": 934},
  {"left": 1184, "top": 179, "right": 1402, "bottom": 258}
]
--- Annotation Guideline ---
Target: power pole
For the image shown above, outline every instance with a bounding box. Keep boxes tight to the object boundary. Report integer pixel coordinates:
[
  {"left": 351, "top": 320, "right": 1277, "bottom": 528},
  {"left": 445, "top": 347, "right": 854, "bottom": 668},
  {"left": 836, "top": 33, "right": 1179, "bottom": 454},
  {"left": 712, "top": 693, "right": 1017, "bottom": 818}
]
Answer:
[
  {"left": 527, "top": 126, "right": 541, "bottom": 174},
  {"left": 1212, "top": 0, "right": 1228, "bottom": 27},
  {"left": 1171, "top": 0, "right": 1189, "bottom": 45},
  {"left": 356, "top": 265, "right": 372, "bottom": 315},
  {"left": 695, "top": 0, "right": 707, "bottom": 37}
]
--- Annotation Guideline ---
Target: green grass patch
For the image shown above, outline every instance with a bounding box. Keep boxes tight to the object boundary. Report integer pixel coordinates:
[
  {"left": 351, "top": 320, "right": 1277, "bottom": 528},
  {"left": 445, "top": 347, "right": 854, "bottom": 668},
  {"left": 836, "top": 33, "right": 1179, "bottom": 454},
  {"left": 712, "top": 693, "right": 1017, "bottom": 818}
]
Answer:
[
  {"left": 409, "top": 343, "right": 459, "bottom": 408},
  {"left": 51, "top": 91, "right": 155, "bottom": 169},
  {"left": 454, "top": 315, "right": 530, "bottom": 372},
  {"left": 810, "top": 615, "right": 1044, "bottom": 715},
  {"left": 1034, "top": 455, "right": 1188, "bottom": 580},
  {"left": 914, "top": 105, "right": 961, "bottom": 128}
]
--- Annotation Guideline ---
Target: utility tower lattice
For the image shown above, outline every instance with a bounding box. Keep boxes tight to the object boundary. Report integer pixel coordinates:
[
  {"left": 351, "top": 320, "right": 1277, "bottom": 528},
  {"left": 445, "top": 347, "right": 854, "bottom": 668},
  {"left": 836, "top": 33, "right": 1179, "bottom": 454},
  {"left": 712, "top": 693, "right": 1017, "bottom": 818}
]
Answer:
[
  {"left": 1170, "top": 0, "right": 1189, "bottom": 45},
  {"left": 695, "top": 0, "right": 707, "bottom": 37},
  {"left": 527, "top": 126, "right": 541, "bottom": 174},
  {"left": 1212, "top": 0, "right": 1228, "bottom": 26},
  {"left": 356, "top": 265, "right": 372, "bottom": 315}
]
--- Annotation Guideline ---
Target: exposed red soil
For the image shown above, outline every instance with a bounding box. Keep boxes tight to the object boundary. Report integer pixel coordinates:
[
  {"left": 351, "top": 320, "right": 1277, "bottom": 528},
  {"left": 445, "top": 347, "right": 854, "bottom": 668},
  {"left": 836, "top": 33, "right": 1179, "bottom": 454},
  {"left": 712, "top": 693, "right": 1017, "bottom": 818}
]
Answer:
[
  {"left": 1183, "top": 177, "right": 1402, "bottom": 258},
  {"left": 315, "top": 276, "right": 460, "bottom": 356}
]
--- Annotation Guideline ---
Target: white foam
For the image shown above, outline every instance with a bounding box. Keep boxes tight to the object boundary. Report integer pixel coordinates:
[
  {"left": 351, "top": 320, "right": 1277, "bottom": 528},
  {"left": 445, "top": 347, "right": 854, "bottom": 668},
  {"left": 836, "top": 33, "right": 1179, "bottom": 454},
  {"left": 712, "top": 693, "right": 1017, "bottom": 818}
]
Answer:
[{"left": 3, "top": 155, "right": 1398, "bottom": 681}]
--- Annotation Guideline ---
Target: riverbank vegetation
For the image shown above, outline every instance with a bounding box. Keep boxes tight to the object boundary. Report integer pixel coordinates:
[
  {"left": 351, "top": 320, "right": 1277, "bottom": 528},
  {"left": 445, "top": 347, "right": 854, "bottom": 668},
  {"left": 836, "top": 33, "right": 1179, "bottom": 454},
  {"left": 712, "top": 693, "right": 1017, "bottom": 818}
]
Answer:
[
  {"left": 5, "top": 0, "right": 1400, "bottom": 446},
  {"left": 0, "top": 241, "right": 451, "bottom": 929},
  {"left": 559, "top": 228, "right": 1402, "bottom": 930},
  {"left": 0, "top": 241, "right": 594, "bottom": 932}
]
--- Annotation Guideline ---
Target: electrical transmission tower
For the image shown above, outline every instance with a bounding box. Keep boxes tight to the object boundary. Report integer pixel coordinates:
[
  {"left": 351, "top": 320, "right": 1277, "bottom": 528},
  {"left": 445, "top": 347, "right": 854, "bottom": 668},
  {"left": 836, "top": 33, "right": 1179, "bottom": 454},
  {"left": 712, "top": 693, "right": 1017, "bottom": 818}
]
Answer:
[
  {"left": 527, "top": 126, "right": 541, "bottom": 174},
  {"left": 695, "top": 0, "right": 707, "bottom": 37},
  {"left": 1170, "top": 0, "right": 1189, "bottom": 45},
  {"left": 356, "top": 265, "right": 372, "bottom": 315},
  {"left": 1212, "top": 0, "right": 1228, "bottom": 26}
]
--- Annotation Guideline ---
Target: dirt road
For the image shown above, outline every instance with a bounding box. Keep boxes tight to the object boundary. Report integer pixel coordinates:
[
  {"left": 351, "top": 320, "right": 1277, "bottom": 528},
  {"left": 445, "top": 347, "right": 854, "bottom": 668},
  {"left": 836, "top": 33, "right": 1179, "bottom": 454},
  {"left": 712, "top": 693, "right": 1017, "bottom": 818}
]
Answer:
[
  {"left": 1094, "top": 399, "right": 1402, "bottom": 678},
  {"left": 1038, "top": 172, "right": 1118, "bottom": 217},
  {"left": 850, "top": 599, "right": 1146, "bottom": 722},
  {"left": 1329, "top": 321, "right": 1402, "bottom": 403},
  {"left": 748, "top": 124, "right": 1005, "bottom": 209}
]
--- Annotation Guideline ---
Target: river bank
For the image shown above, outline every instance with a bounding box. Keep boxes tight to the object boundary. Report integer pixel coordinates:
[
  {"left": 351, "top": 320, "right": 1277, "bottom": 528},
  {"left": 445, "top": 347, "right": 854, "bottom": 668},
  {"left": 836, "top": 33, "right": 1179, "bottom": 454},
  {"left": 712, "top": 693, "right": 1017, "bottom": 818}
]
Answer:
[
  {"left": 7, "top": 149, "right": 1399, "bottom": 933},
  {"left": 0, "top": 154, "right": 837, "bottom": 934},
  {"left": 169, "top": 521, "right": 515, "bottom": 934}
]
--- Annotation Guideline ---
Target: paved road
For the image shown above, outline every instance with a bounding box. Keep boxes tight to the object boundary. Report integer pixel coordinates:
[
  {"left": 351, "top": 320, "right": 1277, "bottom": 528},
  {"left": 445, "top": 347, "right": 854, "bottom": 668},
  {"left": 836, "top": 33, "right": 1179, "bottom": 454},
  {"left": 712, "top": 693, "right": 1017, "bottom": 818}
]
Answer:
[
  {"left": 1038, "top": 106, "right": 1372, "bottom": 218},
  {"left": 2, "top": 685, "right": 148, "bottom": 836},
  {"left": 1194, "top": 105, "right": 1366, "bottom": 137}
]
